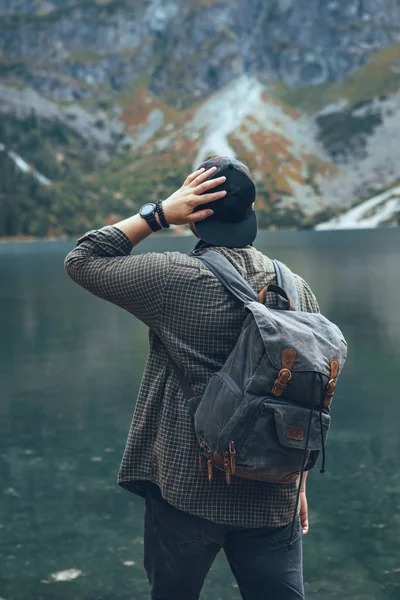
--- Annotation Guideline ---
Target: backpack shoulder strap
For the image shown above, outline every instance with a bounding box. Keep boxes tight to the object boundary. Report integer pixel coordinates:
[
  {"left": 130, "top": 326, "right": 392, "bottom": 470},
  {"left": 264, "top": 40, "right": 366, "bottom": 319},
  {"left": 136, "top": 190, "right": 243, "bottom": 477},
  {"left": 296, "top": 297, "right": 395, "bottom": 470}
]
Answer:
[
  {"left": 157, "top": 249, "right": 257, "bottom": 402},
  {"left": 194, "top": 250, "right": 301, "bottom": 311},
  {"left": 193, "top": 249, "right": 257, "bottom": 305},
  {"left": 272, "top": 260, "right": 300, "bottom": 311}
]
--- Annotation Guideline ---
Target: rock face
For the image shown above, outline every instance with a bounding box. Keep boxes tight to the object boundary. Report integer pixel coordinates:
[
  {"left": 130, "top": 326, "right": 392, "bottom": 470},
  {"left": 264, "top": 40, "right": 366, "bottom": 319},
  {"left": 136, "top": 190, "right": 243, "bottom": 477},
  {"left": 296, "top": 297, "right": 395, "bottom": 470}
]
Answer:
[
  {"left": 316, "top": 92, "right": 400, "bottom": 208},
  {"left": 0, "top": 83, "right": 132, "bottom": 158},
  {"left": 1, "top": 0, "right": 400, "bottom": 105}
]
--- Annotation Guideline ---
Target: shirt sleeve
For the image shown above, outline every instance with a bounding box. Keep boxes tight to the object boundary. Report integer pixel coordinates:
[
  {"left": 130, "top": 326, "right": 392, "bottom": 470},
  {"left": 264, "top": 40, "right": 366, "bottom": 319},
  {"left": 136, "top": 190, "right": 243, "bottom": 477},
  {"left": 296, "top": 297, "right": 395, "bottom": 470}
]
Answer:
[
  {"left": 293, "top": 273, "right": 320, "bottom": 313},
  {"left": 64, "top": 225, "right": 171, "bottom": 331}
]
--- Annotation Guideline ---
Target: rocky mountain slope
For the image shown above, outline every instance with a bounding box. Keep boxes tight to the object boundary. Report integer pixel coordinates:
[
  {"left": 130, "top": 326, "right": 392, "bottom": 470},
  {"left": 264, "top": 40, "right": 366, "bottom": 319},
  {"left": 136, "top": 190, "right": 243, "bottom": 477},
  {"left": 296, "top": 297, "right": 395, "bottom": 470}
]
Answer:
[{"left": 1, "top": 0, "right": 400, "bottom": 237}]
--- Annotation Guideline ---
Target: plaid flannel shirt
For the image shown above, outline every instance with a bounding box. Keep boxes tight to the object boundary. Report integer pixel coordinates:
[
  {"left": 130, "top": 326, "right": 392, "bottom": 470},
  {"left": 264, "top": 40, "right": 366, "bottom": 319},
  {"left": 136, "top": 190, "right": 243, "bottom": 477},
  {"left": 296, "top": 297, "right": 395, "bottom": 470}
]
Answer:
[{"left": 64, "top": 226, "right": 319, "bottom": 528}]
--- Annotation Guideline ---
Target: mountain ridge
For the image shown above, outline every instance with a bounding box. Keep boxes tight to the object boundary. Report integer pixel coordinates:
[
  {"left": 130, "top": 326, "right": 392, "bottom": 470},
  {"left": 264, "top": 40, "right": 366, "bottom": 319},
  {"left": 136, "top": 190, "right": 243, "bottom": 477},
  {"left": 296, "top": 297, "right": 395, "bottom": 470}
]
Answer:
[{"left": 2, "top": 0, "right": 400, "bottom": 104}]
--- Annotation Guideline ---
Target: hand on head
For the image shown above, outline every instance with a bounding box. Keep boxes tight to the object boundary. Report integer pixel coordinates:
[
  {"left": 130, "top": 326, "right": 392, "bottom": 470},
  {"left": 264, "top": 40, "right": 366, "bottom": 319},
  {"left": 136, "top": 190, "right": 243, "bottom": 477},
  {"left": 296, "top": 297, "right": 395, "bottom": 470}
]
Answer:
[{"left": 162, "top": 167, "right": 226, "bottom": 226}]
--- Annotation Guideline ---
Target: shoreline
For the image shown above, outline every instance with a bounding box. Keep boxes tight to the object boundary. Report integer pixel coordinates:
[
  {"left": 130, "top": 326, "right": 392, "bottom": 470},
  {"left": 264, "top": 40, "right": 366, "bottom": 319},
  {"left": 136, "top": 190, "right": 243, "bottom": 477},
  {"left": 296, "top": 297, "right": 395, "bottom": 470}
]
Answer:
[
  {"left": 0, "top": 229, "right": 292, "bottom": 242},
  {"left": 0, "top": 227, "right": 398, "bottom": 242},
  {"left": 0, "top": 235, "right": 68, "bottom": 243},
  {"left": 0, "top": 229, "right": 192, "bottom": 243}
]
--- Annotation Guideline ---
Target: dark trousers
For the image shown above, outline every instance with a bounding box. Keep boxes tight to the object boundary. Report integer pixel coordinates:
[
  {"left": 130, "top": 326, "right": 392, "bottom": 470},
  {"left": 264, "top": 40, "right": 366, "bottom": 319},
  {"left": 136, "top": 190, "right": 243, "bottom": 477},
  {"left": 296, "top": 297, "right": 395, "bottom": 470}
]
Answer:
[{"left": 144, "top": 484, "right": 304, "bottom": 600}]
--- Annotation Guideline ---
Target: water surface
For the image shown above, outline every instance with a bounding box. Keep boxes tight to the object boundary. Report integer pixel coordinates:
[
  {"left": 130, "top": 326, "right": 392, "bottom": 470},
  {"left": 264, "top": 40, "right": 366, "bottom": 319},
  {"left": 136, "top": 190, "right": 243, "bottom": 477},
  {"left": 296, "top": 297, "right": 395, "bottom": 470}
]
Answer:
[{"left": 1, "top": 229, "right": 399, "bottom": 599}]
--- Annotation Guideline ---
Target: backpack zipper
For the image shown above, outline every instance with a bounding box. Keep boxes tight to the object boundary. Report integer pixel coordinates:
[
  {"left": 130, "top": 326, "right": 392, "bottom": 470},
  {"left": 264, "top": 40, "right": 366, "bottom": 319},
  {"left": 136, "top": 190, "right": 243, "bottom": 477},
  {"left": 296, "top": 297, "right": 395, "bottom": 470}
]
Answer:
[
  {"left": 199, "top": 441, "right": 215, "bottom": 481},
  {"left": 224, "top": 452, "right": 232, "bottom": 485},
  {"left": 198, "top": 441, "right": 205, "bottom": 474},
  {"left": 229, "top": 440, "right": 236, "bottom": 474},
  {"left": 206, "top": 446, "right": 214, "bottom": 481},
  {"left": 215, "top": 371, "right": 243, "bottom": 399}
]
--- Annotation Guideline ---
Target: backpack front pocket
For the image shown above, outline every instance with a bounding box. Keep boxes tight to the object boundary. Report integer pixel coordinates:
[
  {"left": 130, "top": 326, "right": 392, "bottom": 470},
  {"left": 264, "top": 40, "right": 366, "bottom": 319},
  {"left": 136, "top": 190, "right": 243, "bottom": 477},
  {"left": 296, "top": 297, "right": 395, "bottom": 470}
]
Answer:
[{"left": 222, "top": 398, "right": 330, "bottom": 483}]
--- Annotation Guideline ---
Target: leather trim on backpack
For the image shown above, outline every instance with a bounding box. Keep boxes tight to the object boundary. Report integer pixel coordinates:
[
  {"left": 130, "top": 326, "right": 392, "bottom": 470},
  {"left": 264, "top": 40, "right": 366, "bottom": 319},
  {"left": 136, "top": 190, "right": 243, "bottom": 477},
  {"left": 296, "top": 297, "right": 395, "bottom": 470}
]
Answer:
[
  {"left": 286, "top": 425, "right": 305, "bottom": 441},
  {"left": 323, "top": 359, "right": 340, "bottom": 407},
  {"left": 282, "top": 348, "right": 296, "bottom": 370},
  {"left": 271, "top": 348, "right": 296, "bottom": 397}
]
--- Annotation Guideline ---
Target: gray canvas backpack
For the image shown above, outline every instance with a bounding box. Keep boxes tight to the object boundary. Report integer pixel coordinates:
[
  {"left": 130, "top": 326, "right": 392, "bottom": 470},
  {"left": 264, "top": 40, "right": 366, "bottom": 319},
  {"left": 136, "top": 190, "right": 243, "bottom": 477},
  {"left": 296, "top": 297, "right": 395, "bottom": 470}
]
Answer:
[{"left": 166, "top": 249, "right": 348, "bottom": 490}]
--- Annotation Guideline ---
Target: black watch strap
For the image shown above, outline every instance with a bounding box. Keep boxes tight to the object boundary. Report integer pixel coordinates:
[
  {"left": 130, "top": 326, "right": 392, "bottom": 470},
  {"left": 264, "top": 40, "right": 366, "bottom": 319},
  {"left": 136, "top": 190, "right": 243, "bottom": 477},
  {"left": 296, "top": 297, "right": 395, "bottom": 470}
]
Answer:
[
  {"left": 146, "top": 211, "right": 162, "bottom": 232},
  {"left": 156, "top": 200, "right": 170, "bottom": 228}
]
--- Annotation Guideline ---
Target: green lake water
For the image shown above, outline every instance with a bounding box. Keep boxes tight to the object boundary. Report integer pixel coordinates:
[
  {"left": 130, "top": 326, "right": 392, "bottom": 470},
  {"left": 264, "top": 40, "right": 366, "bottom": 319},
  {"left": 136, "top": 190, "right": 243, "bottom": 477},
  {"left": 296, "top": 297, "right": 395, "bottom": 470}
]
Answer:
[{"left": 0, "top": 229, "right": 399, "bottom": 600}]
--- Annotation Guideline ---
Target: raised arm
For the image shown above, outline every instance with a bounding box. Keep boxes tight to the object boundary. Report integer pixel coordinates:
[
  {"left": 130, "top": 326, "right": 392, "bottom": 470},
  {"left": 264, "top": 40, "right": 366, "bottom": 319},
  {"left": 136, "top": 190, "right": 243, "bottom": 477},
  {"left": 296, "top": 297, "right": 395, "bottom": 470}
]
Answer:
[{"left": 64, "top": 166, "right": 227, "bottom": 329}]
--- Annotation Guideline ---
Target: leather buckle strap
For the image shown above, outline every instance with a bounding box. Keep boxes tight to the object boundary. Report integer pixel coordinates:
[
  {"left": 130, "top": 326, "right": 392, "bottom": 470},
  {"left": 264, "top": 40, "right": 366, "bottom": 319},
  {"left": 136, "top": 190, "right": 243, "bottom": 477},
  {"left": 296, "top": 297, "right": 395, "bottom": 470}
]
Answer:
[
  {"left": 272, "top": 348, "right": 296, "bottom": 397},
  {"left": 323, "top": 359, "right": 339, "bottom": 407},
  {"left": 272, "top": 368, "right": 292, "bottom": 396}
]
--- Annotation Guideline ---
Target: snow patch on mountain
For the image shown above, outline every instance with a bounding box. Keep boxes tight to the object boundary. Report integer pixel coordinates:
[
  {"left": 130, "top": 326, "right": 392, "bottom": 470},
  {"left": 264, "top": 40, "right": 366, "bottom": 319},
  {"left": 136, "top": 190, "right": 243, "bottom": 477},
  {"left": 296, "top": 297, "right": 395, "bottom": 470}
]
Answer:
[{"left": 316, "top": 186, "right": 400, "bottom": 230}]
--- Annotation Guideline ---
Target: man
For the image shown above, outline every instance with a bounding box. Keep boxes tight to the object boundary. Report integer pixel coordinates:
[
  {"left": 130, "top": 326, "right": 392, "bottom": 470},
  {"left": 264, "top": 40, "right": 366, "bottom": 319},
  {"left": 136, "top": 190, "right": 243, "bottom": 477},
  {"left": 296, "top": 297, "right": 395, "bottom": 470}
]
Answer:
[{"left": 65, "top": 155, "right": 319, "bottom": 600}]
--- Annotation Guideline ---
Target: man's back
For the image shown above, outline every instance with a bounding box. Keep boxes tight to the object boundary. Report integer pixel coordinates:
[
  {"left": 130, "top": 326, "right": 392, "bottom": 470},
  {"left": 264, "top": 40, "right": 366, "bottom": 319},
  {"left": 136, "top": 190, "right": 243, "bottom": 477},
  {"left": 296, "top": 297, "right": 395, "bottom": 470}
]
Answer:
[{"left": 114, "top": 242, "right": 319, "bottom": 527}]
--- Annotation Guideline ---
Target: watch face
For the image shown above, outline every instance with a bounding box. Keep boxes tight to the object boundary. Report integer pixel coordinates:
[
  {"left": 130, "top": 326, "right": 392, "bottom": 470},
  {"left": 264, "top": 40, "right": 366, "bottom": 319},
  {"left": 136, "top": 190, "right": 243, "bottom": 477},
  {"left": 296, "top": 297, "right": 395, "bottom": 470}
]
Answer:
[{"left": 140, "top": 203, "right": 156, "bottom": 217}]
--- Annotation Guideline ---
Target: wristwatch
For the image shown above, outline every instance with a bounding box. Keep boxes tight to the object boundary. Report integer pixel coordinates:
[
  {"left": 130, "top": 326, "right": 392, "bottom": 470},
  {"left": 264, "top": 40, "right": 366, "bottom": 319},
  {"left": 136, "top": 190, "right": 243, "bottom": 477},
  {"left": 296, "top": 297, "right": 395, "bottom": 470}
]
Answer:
[{"left": 139, "top": 203, "right": 162, "bottom": 232}]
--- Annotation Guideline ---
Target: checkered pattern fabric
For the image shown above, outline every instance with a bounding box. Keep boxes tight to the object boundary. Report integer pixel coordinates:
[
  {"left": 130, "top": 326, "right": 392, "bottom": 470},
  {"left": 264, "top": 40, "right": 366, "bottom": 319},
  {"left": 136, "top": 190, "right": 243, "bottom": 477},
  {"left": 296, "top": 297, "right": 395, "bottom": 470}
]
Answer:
[{"left": 64, "top": 226, "right": 320, "bottom": 528}]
